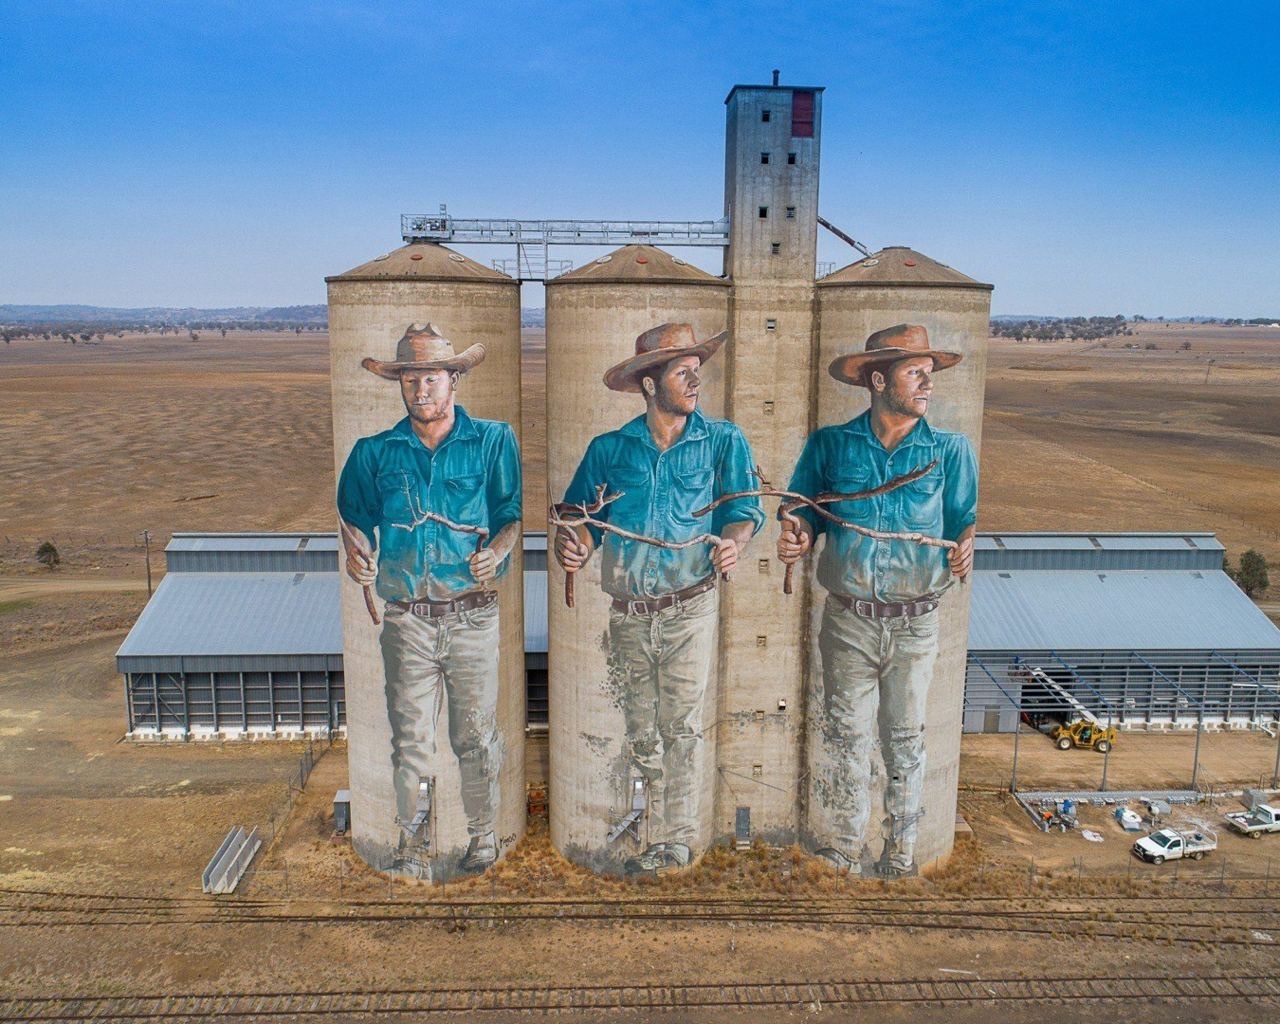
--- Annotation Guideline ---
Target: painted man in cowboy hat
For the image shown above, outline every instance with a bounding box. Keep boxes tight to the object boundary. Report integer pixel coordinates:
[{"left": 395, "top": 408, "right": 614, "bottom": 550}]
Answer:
[
  {"left": 555, "top": 323, "right": 764, "bottom": 876},
  {"left": 337, "top": 323, "right": 521, "bottom": 878},
  {"left": 778, "top": 323, "right": 977, "bottom": 877}
]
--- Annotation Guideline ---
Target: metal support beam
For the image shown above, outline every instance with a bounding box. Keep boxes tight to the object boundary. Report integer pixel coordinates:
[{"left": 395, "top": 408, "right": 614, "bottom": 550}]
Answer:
[{"left": 402, "top": 210, "right": 730, "bottom": 247}]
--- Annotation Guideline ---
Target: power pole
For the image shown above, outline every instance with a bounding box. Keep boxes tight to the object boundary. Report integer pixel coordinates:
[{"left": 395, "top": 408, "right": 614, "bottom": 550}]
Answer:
[{"left": 143, "top": 530, "right": 153, "bottom": 596}]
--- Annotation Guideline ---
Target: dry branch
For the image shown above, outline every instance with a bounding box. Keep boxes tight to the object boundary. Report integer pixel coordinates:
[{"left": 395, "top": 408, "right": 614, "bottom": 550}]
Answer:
[{"left": 550, "top": 485, "right": 726, "bottom": 608}]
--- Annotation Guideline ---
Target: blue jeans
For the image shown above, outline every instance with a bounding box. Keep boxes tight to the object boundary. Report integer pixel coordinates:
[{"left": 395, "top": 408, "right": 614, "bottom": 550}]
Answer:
[
  {"left": 380, "top": 600, "right": 502, "bottom": 838},
  {"left": 607, "top": 587, "right": 719, "bottom": 846},
  {"left": 812, "top": 597, "right": 939, "bottom": 870}
]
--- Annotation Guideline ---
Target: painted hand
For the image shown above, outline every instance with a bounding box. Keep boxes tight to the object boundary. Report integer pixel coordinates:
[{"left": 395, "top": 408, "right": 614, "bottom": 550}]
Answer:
[
  {"left": 948, "top": 533, "right": 974, "bottom": 580},
  {"left": 468, "top": 547, "right": 498, "bottom": 584},
  {"left": 710, "top": 536, "right": 740, "bottom": 576},
  {"left": 554, "top": 526, "right": 591, "bottom": 572},
  {"left": 345, "top": 546, "right": 377, "bottom": 586},
  {"left": 776, "top": 522, "right": 811, "bottom": 565}
]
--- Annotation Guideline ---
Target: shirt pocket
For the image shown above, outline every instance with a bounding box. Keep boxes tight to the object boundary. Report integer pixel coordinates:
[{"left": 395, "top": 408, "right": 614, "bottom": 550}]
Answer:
[
  {"left": 672, "top": 467, "right": 714, "bottom": 524},
  {"left": 607, "top": 465, "right": 652, "bottom": 524},
  {"left": 376, "top": 470, "right": 416, "bottom": 527},
  {"left": 901, "top": 470, "right": 943, "bottom": 530},
  {"left": 443, "top": 472, "right": 486, "bottom": 524},
  {"left": 826, "top": 465, "right": 877, "bottom": 525}
]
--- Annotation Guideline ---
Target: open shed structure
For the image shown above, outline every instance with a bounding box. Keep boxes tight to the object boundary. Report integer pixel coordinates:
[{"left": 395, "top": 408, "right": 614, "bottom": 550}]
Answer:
[
  {"left": 963, "top": 533, "right": 1280, "bottom": 735},
  {"left": 116, "top": 533, "right": 345, "bottom": 739}
]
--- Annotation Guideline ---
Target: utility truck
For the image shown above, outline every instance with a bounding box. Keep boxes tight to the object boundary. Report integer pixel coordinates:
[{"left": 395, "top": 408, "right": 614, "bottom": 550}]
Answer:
[
  {"left": 1224, "top": 803, "right": 1280, "bottom": 839},
  {"left": 1132, "top": 827, "right": 1217, "bottom": 864}
]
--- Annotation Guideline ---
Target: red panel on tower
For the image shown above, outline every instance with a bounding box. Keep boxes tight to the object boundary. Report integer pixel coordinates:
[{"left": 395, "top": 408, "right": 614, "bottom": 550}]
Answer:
[{"left": 791, "top": 91, "right": 814, "bottom": 138}]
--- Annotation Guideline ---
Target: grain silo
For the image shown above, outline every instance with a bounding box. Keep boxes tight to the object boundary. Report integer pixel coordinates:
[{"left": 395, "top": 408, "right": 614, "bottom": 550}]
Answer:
[
  {"left": 804, "top": 246, "right": 992, "bottom": 875},
  {"left": 326, "top": 242, "right": 526, "bottom": 882},
  {"left": 545, "top": 243, "right": 732, "bottom": 875}
]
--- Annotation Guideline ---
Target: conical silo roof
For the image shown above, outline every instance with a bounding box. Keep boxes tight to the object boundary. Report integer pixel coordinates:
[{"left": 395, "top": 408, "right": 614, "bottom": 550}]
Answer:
[
  {"left": 547, "top": 244, "right": 729, "bottom": 286},
  {"left": 818, "top": 247, "right": 991, "bottom": 291},
  {"left": 326, "top": 243, "right": 514, "bottom": 284}
]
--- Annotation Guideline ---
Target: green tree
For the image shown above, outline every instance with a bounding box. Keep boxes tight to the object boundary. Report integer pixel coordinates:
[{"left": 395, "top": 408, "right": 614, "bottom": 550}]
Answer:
[
  {"left": 1223, "top": 553, "right": 1234, "bottom": 581},
  {"left": 1237, "top": 550, "right": 1270, "bottom": 597},
  {"left": 35, "top": 540, "right": 60, "bottom": 570}
]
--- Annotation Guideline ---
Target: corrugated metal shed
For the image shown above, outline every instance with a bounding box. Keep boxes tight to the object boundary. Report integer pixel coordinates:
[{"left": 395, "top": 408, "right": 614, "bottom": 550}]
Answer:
[
  {"left": 165, "top": 533, "right": 340, "bottom": 574},
  {"left": 117, "top": 572, "right": 341, "bottom": 669},
  {"left": 975, "top": 533, "right": 1224, "bottom": 572},
  {"left": 968, "top": 569, "right": 1280, "bottom": 652},
  {"left": 523, "top": 533, "right": 549, "bottom": 655}
]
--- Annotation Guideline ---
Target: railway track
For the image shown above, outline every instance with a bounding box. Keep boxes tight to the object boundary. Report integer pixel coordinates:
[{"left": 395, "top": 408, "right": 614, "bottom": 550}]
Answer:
[
  {"left": 2, "top": 973, "right": 1279, "bottom": 1020},
  {"left": 4, "top": 886, "right": 1280, "bottom": 948}
]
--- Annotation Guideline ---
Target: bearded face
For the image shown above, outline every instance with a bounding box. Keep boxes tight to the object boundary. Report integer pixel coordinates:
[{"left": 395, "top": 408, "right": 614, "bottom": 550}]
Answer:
[
  {"left": 646, "top": 355, "right": 702, "bottom": 416},
  {"left": 873, "top": 356, "right": 934, "bottom": 419},
  {"left": 399, "top": 368, "right": 458, "bottom": 426}
]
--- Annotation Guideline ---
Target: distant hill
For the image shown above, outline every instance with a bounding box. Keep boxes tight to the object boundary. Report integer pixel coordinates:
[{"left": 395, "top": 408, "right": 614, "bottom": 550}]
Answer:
[
  {"left": 0, "top": 304, "right": 327, "bottom": 325},
  {"left": 521, "top": 307, "right": 545, "bottom": 328}
]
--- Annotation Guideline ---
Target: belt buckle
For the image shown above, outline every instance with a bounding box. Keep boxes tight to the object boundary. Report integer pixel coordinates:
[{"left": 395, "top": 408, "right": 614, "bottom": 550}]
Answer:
[
  {"left": 854, "top": 599, "right": 875, "bottom": 619},
  {"left": 627, "top": 599, "right": 647, "bottom": 616},
  {"left": 410, "top": 601, "right": 428, "bottom": 617}
]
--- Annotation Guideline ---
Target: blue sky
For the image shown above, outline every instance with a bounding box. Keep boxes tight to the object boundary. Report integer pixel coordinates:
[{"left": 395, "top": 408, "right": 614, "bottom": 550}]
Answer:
[{"left": 1, "top": 1, "right": 1276, "bottom": 315}]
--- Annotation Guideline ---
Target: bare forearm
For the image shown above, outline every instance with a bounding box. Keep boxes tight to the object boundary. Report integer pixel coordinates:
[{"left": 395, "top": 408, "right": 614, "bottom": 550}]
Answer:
[
  {"left": 488, "top": 521, "right": 522, "bottom": 563},
  {"left": 720, "top": 520, "right": 755, "bottom": 554}
]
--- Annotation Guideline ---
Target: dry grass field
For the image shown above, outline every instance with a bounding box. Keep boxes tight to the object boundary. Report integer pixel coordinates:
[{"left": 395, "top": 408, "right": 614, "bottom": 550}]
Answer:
[{"left": 2, "top": 321, "right": 1279, "bottom": 1015}]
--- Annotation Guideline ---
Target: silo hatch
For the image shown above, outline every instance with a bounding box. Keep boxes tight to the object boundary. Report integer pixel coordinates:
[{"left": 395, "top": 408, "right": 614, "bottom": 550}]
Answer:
[{"left": 735, "top": 806, "right": 752, "bottom": 850}]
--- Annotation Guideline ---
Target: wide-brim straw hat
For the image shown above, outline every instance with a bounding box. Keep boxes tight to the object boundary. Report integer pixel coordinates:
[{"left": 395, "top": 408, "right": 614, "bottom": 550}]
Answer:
[
  {"left": 829, "top": 323, "right": 962, "bottom": 388},
  {"left": 603, "top": 323, "right": 728, "bottom": 393},
  {"left": 361, "top": 323, "right": 486, "bottom": 379}
]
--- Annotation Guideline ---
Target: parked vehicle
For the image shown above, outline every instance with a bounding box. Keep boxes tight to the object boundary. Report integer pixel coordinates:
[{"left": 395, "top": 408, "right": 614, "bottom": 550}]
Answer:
[
  {"left": 1051, "top": 719, "right": 1117, "bottom": 753},
  {"left": 1132, "top": 827, "right": 1217, "bottom": 864},
  {"left": 1224, "top": 803, "right": 1280, "bottom": 839}
]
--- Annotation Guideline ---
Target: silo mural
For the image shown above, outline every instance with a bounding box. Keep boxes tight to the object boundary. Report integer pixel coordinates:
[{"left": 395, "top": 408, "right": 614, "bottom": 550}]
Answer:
[
  {"left": 327, "top": 244, "right": 526, "bottom": 882},
  {"left": 546, "top": 246, "right": 763, "bottom": 876},
  {"left": 792, "top": 247, "right": 992, "bottom": 876}
]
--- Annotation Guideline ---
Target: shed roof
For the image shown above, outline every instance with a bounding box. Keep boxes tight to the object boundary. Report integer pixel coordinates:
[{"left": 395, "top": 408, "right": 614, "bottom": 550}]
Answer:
[
  {"left": 819, "top": 247, "right": 991, "bottom": 290},
  {"left": 116, "top": 572, "right": 341, "bottom": 659},
  {"left": 167, "top": 533, "right": 339, "bottom": 554},
  {"left": 968, "top": 569, "right": 1280, "bottom": 652},
  {"left": 975, "top": 532, "right": 1222, "bottom": 553},
  {"left": 326, "top": 243, "right": 513, "bottom": 284},
  {"left": 547, "top": 245, "right": 728, "bottom": 286}
]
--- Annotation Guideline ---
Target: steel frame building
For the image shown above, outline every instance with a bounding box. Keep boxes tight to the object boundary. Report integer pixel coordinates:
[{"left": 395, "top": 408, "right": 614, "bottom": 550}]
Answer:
[
  {"left": 116, "top": 534, "right": 345, "bottom": 739},
  {"left": 962, "top": 533, "right": 1280, "bottom": 735},
  {"left": 117, "top": 531, "right": 1280, "bottom": 742}
]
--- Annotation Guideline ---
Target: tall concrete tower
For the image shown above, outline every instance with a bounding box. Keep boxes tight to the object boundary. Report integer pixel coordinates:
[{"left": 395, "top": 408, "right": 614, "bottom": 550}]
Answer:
[{"left": 715, "top": 78, "right": 824, "bottom": 844}]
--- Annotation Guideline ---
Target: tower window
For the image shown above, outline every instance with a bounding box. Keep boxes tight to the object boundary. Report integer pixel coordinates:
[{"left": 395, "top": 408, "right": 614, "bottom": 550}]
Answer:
[
  {"left": 758, "top": 206, "right": 768, "bottom": 219},
  {"left": 791, "top": 90, "right": 815, "bottom": 138},
  {"left": 762, "top": 109, "right": 771, "bottom": 123},
  {"left": 770, "top": 242, "right": 781, "bottom": 255},
  {"left": 787, "top": 152, "right": 797, "bottom": 165},
  {"left": 785, "top": 206, "right": 796, "bottom": 219},
  {"left": 760, "top": 152, "right": 770, "bottom": 165},
  {"left": 765, "top": 319, "right": 777, "bottom": 331}
]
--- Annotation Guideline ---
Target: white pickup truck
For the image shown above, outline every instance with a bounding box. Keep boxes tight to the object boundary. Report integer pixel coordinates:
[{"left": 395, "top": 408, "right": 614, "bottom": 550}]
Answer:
[
  {"left": 1132, "top": 827, "right": 1218, "bottom": 864},
  {"left": 1224, "top": 803, "right": 1280, "bottom": 838}
]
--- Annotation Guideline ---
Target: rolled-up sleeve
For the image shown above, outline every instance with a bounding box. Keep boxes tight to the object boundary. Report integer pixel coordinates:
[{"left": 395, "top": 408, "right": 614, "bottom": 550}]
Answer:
[
  {"left": 783, "top": 432, "right": 827, "bottom": 537},
  {"left": 485, "top": 423, "right": 523, "bottom": 537},
  {"left": 336, "top": 439, "right": 379, "bottom": 547},
  {"left": 941, "top": 434, "right": 979, "bottom": 541},
  {"left": 562, "top": 437, "right": 610, "bottom": 546},
  {"left": 712, "top": 425, "right": 766, "bottom": 535}
]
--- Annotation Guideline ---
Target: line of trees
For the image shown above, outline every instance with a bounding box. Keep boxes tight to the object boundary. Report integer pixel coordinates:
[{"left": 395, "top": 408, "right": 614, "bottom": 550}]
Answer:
[{"left": 990, "top": 315, "right": 1131, "bottom": 342}]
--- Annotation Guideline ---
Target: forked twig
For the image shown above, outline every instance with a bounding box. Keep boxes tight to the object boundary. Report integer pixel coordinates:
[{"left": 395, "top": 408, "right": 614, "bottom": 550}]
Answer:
[
  {"left": 694, "top": 461, "right": 955, "bottom": 595},
  {"left": 342, "top": 485, "right": 494, "bottom": 626},
  {"left": 550, "top": 485, "right": 726, "bottom": 608}
]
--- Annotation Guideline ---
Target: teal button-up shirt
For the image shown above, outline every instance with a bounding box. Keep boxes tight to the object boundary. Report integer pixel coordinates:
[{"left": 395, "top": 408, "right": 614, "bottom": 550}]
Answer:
[
  {"left": 337, "top": 406, "right": 522, "bottom": 602},
  {"left": 563, "top": 408, "right": 765, "bottom": 600},
  {"left": 786, "top": 411, "right": 977, "bottom": 603}
]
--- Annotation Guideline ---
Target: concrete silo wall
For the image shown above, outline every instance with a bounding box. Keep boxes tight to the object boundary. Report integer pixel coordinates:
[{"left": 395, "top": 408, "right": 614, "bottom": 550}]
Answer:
[
  {"left": 546, "top": 266, "right": 732, "bottom": 874},
  {"left": 806, "top": 279, "right": 991, "bottom": 874},
  {"left": 327, "top": 262, "right": 526, "bottom": 882}
]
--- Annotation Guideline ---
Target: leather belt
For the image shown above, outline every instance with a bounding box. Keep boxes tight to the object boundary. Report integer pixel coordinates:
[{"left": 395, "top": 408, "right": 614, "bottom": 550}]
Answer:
[
  {"left": 832, "top": 593, "right": 939, "bottom": 620},
  {"left": 389, "top": 590, "right": 497, "bottom": 619},
  {"left": 611, "top": 577, "right": 716, "bottom": 616}
]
